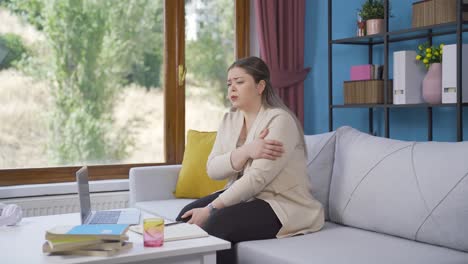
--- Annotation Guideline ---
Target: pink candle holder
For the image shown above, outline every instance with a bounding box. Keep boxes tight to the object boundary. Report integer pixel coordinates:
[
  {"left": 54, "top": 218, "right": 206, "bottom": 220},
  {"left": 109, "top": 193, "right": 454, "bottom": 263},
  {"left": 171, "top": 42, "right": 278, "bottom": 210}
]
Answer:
[{"left": 143, "top": 217, "right": 164, "bottom": 247}]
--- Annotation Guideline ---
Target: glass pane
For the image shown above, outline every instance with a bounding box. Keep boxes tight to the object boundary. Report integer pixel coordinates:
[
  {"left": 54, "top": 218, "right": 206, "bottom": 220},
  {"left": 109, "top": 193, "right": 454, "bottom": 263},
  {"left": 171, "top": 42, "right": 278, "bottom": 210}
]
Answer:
[
  {"left": 185, "top": 0, "right": 234, "bottom": 134},
  {"left": 0, "top": 0, "right": 164, "bottom": 169}
]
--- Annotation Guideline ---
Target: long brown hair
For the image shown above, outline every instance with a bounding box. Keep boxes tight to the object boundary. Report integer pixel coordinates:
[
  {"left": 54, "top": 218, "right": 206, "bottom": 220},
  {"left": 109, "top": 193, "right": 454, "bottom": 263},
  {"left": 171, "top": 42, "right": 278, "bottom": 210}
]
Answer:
[{"left": 228, "top": 56, "right": 306, "bottom": 153}]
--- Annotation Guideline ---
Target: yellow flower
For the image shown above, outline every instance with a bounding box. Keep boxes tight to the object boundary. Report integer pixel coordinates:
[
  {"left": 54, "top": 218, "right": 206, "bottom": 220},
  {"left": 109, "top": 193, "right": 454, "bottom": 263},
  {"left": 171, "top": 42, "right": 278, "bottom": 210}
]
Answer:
[
  {"left": 423, "top": 58, "right": 429, "bottom": 64},
  {"left": 434, "top": 51, "right": 439, "bottom": 56},
  {"left": 440, "top": 49, "right": 443, "bottom": 54},
  {"left": 440, "top": 43, "right": 445, "bottom": 49},
  {"left": 416, "top": 55, "right": 422, "bottom": 60},
  {"left": 426, "top": 48, "right": 432, "bottom": 53},
  {"left": 426, "top": 53, "right": 432, "bottom": 58}
]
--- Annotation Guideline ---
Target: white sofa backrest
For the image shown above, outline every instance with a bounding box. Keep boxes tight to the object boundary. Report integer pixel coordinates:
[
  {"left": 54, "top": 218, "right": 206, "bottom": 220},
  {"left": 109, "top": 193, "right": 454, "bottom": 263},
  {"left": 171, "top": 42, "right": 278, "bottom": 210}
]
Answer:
[
  {"left": 329, "top": 126, "right": 468, "bottom": 252},
  {"left": 304, "top": 131, "right": 336, "bottom": 220}
]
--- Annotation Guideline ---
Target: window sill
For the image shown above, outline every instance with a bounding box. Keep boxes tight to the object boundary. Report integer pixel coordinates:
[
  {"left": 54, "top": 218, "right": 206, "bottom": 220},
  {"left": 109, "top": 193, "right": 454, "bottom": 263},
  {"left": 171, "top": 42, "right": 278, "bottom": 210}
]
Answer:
[{"left": 0, "top": 179, "right": 129, "bottom": 199}]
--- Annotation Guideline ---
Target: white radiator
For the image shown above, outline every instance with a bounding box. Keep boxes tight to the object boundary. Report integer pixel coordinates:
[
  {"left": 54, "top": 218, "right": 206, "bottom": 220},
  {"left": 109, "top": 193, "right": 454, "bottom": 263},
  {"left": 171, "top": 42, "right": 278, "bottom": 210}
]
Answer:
[{"left": 1, "top": 191, "right": 129, "bottom": 217}]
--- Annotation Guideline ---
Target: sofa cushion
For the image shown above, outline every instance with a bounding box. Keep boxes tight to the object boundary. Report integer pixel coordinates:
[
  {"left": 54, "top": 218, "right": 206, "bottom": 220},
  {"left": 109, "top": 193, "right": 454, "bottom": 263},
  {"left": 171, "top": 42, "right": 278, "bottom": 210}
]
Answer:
[
  {"left": 135, "top": 199, "right": 195, "bottom": 220},
  {"left": 329, "top": 126, "right": 468, "bottom": 252},
  {"left": 175, "top": 130, "right": 228, "bottom": 198},
  {"left": 304, "top": 132, "right": 336, "bottom": 220},
  {"left": 236, "top": 222, "right": 468, "bottom": 264}
]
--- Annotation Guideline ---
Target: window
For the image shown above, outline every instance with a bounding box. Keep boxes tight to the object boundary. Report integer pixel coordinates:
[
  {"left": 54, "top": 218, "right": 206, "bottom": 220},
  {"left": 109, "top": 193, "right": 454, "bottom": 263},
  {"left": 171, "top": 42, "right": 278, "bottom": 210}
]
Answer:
[
  {"left": 185, "top": 0, "right": 234, "bottom": 133},
  {"left": 0, "top": 0, "right": 249, "bottom": 186}
]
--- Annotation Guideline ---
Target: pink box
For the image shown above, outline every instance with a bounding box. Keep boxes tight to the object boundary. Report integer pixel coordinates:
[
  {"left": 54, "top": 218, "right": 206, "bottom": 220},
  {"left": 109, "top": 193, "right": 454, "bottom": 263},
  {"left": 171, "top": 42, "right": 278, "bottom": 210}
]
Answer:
[{"left": 350, "top": 65, "right": 372, "bottom": 81}]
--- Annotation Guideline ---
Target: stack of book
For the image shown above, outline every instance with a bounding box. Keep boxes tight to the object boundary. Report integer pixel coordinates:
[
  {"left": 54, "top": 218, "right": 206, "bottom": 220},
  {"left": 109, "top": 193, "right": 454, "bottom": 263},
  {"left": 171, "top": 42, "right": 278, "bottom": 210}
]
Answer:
[{"left": 42, "top": 224, "right": 132, "bottom": 257}]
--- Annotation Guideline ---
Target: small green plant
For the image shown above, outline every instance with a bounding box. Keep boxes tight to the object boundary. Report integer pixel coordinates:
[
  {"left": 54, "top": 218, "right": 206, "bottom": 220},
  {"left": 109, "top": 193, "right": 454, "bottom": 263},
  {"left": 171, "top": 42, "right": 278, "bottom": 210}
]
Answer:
[
  {"left": 358, "top": 0, "right": 385, "bottom": 20},
  {"left": 0, "top": 33, "right": 28, "bottom": 70},
  {"left": 416, "top": 42, "right": 444, "bottom": 69}
]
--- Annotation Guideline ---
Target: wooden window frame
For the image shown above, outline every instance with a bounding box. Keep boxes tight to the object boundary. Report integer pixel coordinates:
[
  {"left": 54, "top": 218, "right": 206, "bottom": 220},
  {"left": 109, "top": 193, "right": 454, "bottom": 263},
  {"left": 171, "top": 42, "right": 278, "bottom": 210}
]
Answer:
[
  {"left": 0, "top": 0, "right": 249, "bottom": 187},
  {"left": 236, "top": 0, "right": 250, "bottom": 59}
]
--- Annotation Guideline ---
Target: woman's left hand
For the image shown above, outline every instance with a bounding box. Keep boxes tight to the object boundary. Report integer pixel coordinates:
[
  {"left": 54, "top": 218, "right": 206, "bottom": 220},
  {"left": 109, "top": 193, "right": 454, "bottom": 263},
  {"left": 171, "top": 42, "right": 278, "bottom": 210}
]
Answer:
[{"left": 181, "top": 207, "right": 210, "bottom": 227}]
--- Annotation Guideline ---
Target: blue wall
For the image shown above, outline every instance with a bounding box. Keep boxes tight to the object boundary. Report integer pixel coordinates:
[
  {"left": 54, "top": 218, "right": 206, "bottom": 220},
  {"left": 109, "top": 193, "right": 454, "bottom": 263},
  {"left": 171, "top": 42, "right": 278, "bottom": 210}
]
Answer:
[{"left": 304, "top": 0, "right": 468, "bottom": 141}]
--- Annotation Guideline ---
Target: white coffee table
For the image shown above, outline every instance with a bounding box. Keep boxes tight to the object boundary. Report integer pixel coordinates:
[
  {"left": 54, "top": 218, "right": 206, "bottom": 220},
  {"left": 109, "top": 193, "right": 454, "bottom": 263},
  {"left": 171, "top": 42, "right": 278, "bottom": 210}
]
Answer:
[{"left": 0, "top": 212, "right": 230, "bottom": 264}]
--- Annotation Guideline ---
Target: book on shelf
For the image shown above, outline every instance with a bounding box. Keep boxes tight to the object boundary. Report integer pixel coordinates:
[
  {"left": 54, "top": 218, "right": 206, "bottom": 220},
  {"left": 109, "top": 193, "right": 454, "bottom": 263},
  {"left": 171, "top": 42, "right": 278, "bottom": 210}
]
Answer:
[{"left": 129, "top": 222, "right": 209, "bottom": 242}]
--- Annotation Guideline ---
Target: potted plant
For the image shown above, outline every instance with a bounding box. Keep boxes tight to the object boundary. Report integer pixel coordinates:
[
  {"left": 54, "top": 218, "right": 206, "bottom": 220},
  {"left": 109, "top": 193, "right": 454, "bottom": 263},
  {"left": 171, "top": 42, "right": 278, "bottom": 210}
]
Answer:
[
  {"left": 358, "top": 0, "right": 386, "bottom": 35},
  {"left": 416, "top": 42, "right": 444, "bottom": 104}
]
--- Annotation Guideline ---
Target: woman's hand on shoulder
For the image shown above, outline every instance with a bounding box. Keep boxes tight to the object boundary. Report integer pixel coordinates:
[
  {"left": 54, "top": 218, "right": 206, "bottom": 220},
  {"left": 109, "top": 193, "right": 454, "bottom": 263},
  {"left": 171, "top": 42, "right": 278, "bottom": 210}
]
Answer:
[{"left": 246, "top": 128, "right": 284, "bottom": 160}]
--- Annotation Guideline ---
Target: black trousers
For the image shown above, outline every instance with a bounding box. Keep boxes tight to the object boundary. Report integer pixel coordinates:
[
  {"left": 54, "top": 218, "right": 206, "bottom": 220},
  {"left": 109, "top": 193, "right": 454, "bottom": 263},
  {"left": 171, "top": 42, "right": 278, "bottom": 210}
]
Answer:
[{"left": 176, "top": 192, "right": 282, "bottom": 264}]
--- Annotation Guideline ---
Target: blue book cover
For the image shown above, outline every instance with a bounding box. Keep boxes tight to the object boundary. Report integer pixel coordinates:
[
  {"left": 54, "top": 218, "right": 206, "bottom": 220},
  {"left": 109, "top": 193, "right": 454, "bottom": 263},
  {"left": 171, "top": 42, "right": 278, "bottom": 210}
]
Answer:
[{"left": 66, "top": 224, "right": 129, "bottom": 236}]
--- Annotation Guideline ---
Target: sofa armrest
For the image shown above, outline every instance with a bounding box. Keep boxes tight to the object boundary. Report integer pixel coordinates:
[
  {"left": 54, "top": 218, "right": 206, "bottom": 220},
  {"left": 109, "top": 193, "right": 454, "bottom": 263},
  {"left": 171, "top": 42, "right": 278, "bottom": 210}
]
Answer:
[{"left": 129, "top": 165, "right": 182, "bottom": 206}]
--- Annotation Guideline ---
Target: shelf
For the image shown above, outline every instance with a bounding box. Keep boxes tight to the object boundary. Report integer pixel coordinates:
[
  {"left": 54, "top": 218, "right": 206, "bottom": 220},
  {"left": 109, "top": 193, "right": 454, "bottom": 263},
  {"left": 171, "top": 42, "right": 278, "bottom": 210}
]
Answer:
[
  {"left": 390, "top": 103, "right": 468, "bottom": 108},
  {"left": 388, "top": 103, "right": 466, "bottom": 108},
  {"left": 331, "top": 34, "right": 384, "bottom": 45},
  {"left": 328, "top": 0, "right": 466, "bottom": 141},
  {"left": 331, "top": 104, "right": 385, "bottom": 108},
  {"left": 331, "top": 103, "right": 468, "bottom": 109},
  {"left": 388, "top": 22, "right": 468, "bottom": 43},
  {"left": 332, "top": 21, "right": 468, "bottom": 46}
]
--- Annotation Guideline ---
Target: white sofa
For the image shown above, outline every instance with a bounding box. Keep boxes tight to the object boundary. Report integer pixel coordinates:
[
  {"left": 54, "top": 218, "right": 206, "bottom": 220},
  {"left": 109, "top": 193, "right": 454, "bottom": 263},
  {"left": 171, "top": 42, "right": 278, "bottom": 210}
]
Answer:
[{"left": 129, "top": 126, "right": 468, "bottom": 264}]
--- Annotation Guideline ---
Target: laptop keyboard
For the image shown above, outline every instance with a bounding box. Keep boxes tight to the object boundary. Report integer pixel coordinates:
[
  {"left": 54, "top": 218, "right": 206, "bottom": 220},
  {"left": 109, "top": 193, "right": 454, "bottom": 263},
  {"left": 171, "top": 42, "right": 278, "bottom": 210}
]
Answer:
[{"left": 89, "top": 211, "right": 121, "bottom": 224}]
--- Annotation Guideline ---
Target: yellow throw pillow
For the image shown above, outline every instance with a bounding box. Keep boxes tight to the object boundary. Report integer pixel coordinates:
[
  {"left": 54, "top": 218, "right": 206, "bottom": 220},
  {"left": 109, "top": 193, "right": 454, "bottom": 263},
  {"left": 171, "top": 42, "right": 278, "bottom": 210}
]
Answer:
[{"left": 174, "top": 130, "right": 228, "bottom": 198}]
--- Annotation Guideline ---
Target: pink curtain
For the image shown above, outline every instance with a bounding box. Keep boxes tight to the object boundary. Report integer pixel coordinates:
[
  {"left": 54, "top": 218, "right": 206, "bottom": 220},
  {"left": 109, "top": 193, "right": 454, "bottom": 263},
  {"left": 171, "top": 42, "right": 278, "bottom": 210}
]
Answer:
[{"left": 255, "top": 0, "right": 309, "bottom": 125}]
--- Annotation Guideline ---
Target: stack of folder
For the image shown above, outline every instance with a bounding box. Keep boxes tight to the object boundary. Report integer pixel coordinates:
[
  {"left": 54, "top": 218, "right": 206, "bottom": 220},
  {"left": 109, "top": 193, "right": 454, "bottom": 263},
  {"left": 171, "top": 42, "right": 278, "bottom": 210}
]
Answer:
[{"left": 42, "top": 224, "right": 132, "bottom": 257}]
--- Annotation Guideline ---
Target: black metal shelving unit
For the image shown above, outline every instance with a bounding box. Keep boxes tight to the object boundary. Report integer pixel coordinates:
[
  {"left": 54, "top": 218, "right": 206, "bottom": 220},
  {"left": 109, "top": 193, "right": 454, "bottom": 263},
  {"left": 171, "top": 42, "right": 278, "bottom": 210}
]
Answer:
[{"left": 328, "top": 0, "right": 466, "bottom": 141}]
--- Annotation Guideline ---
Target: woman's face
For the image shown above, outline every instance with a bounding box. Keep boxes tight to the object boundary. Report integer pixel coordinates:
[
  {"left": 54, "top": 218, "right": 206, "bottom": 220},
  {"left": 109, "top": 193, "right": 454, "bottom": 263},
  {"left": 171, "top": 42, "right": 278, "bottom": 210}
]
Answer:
[{"left": 227, "top": 67, "right": 263, "bottom": 111}]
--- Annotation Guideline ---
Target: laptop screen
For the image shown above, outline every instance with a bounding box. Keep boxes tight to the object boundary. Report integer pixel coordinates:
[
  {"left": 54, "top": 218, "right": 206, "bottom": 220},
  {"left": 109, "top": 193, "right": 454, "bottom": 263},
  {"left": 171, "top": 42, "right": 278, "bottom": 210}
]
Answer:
[{"left": 76, "top": 166, "right": 92, "bottom": 224}]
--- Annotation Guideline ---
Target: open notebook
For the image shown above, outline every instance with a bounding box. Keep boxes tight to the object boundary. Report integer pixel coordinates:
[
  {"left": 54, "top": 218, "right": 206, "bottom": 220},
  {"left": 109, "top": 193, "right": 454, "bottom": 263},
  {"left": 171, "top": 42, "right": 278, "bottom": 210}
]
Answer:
[{"left": 129, "top": 222, "right": 209, "bottom": 242}]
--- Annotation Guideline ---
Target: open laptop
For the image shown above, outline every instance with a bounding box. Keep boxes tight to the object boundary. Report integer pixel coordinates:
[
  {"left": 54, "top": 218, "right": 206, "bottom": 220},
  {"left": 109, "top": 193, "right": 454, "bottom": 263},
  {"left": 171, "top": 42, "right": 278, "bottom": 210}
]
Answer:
[{"left": 76, "top": 166, "right": 140, "bottom": 225}]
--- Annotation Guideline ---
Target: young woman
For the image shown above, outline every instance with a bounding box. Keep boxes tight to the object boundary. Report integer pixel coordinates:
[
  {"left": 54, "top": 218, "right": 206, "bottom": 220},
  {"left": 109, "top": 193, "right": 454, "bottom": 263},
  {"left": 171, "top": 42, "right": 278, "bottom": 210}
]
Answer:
[{"left": 176, "top": 56, "right": 324, "bottom": 262}]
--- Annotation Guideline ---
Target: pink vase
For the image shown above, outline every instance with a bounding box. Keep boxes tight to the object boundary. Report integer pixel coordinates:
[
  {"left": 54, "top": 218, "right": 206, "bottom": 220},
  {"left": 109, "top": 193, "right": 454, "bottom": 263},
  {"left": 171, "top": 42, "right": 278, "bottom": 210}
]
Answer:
[{"left": 422, "top": 63, "right": 442, "bottom": 104}]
